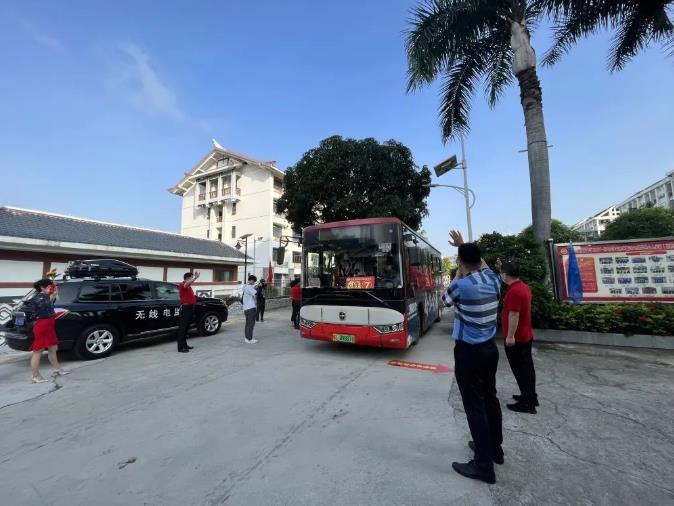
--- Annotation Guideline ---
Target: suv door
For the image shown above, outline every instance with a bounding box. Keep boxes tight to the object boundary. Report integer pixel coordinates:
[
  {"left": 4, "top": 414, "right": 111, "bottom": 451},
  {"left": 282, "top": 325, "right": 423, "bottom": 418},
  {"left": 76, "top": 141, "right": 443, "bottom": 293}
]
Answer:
[
  {"left": 113, "top": 281, "right": 156, "bottom": 337},
  {"left": 153, "top": 282, "right": 181, "bottom": 331}
]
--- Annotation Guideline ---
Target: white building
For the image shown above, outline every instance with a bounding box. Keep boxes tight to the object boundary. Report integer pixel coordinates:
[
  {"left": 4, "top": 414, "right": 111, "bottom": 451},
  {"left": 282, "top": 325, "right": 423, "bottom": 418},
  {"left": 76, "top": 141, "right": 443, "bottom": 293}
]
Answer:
[
  {"left": 572, "top": 207, "right": 621, "bottom": 238},
  {"left": 615, "top": 170, "right": 674, "bottom": 214},
  {"left": 169, "top": 140, "right": 302, "bottom": 283}
]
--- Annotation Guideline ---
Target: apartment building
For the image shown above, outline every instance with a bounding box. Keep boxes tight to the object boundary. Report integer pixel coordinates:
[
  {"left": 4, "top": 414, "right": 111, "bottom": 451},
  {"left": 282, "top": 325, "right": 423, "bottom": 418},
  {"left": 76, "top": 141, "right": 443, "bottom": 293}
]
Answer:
[
  {"left": 615, "top": 170, "right": 674, "bottom": 214},
  {"left": 572, "top": 207, "right": 620, "bottom": 238},
  {"left": 169, "top": 140, "right": 301, "bottom": 283}
]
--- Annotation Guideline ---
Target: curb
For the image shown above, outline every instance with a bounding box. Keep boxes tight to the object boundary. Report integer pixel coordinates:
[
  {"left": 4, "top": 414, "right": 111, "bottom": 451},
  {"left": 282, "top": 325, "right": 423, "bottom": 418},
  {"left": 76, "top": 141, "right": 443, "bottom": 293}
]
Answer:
[{"left": 535, "top": 328, "right": 674, "bottom": 350}]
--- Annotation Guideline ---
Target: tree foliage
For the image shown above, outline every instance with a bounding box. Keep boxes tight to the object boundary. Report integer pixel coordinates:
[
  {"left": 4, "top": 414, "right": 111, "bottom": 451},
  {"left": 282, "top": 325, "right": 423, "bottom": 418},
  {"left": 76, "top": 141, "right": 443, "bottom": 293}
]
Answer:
[
  {"left": 520, "top": 219, "right": 584, "bottom": 243},
  {"left": 276, "top": 136, "right": 431, "bottom": 232},
  {"left": 441, "top": 256, "right": 453, "bottom": 275},
  {"left": 540, "top": 0, "right": 674, "bottom": 71},
  {"left": 602, "top": 207, "right": 674, "bottom": 240}
]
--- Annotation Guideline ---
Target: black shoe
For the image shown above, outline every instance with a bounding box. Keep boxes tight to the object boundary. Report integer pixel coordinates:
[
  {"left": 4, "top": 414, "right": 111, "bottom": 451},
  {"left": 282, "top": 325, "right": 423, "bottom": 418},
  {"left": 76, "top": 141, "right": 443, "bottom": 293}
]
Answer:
[
  {"left": 451, "top": 460, "right": 495, "bottom": 484},
  {"left": 507, "top": 401, "right": 536, "bottom": 414},
  {"left": 185, "top": 345, "right": 194, "bottom": 350},
  {"left": 178, "top": 348, "right": 189, "bottom": 353},
  {"left": 513, "top": 394, "right": 539, "bottom": 406},
  {"left": 468, "top": 441, "right": 504, "bottom": 465}
]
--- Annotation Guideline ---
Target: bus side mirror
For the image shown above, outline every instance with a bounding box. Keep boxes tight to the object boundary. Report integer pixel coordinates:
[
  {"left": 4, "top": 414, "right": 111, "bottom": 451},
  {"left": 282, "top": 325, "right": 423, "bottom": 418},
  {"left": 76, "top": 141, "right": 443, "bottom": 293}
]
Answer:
[{"left": 276, "top": 247, "right": 286, "bottom": 264}]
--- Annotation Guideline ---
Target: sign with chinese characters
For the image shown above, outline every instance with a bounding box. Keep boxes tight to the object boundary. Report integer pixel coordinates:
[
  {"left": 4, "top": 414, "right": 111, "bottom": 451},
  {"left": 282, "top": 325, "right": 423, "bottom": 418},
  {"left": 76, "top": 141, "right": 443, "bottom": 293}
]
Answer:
[
  {"left": 135, "top": 307, "right": 181, "bottom": 320},
  {"left": 345, "top": 276, "right": 375, "bottom": 289},
  {"left": 555, "top": 239, "right": 674, "bottom": 303}
]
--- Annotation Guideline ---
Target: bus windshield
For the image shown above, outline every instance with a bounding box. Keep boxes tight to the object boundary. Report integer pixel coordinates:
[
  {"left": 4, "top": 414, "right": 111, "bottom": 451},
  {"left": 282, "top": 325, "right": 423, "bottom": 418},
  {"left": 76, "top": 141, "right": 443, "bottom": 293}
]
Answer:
[{"left": 303, "top": 223, "right": 402, "bottom": 289}]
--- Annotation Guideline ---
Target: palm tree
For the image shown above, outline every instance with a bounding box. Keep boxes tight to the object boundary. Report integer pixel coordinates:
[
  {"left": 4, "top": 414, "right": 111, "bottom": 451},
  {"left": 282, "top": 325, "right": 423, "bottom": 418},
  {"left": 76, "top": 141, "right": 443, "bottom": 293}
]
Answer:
[
  {"left": 406, "top": 0, "right": 552, "bottom": 244},
  {"left": 541, "top": 0, "right": 674, "bottom": 71}
]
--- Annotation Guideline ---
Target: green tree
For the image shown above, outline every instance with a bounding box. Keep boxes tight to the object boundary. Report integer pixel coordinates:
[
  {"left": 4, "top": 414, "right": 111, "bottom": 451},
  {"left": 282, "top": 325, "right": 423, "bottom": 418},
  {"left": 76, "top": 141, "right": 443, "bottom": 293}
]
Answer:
[
  {"left": 276, "top": 136, "right": 431, "bottom": 232},
  {"left": 541, "top": 0, "right": 674, "bottom": 71},
  {"left": 520, "top": 219, "right": 584, "bottom": 244},
  {"left": 406, "top": 0, "right": 553, "bottom": 244},
  {"left": 602, "top": 207, "right": 674, "bottom": 240},
  {"left": 441, "top": 256, "right": 453, "bottom": 275}
]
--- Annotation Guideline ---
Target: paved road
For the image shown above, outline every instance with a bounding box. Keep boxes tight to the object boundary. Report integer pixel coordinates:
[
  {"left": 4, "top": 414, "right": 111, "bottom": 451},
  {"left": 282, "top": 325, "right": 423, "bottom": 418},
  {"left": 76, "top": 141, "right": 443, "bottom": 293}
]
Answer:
[
  {"left": 0, "top": 309, "right": 492, "bottom": 506},
  {"left": 1, "top": 309, "right": 673, "bottom": 505}
]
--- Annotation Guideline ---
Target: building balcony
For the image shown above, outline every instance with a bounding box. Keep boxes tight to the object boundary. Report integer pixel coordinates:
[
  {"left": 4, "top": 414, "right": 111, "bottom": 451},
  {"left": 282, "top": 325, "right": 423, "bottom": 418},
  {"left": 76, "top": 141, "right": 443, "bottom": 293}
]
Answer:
[
  {"left": 198, "top": 193, "right": 206, "bottom": 202},
  {"left": 221, "top": 187, "right": 241, "bottom": 197}
]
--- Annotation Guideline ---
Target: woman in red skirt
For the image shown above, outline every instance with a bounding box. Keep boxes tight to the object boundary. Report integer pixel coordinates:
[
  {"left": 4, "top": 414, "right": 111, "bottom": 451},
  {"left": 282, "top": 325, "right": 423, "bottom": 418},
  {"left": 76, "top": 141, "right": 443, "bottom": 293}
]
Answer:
[{"left": 30, "top": 278, "right": 68, "bottom": 383}]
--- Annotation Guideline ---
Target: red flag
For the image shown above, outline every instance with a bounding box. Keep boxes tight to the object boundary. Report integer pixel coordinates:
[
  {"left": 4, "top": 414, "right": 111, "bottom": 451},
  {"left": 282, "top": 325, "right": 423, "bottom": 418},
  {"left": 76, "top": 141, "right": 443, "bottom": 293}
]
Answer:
[{"left": 267, "top": 260, "right": 274, "bottom": 284}]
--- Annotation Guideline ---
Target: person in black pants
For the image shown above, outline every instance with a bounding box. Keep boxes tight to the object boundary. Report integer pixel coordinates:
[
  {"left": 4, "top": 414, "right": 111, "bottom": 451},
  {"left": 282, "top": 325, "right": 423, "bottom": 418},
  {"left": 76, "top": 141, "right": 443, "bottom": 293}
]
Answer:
[
  {"left": 290, "top": 279, "right": 301, "bottom": 329},
  {"left": 444, "top": 231, "right": 503, "bottom": 484},
  {"left": 256, "top": 279, "right": 267, "bottom": 322},
  {"left": 177, "top": 271, "right": 199, "bottom": 353}
]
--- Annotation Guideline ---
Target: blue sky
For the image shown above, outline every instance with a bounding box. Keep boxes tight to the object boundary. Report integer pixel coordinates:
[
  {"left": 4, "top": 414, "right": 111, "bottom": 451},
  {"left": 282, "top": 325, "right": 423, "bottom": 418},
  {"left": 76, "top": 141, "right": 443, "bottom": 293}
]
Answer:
[{"left": 1, "top": 0, "right": 672, "bottom": 257}]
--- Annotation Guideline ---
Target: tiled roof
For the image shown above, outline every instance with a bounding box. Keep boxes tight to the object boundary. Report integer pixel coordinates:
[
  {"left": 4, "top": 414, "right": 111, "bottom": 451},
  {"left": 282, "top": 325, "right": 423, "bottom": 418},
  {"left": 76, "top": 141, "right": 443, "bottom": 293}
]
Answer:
[{"left": 0, "top": 207, "right": 245, "bottom": 260}]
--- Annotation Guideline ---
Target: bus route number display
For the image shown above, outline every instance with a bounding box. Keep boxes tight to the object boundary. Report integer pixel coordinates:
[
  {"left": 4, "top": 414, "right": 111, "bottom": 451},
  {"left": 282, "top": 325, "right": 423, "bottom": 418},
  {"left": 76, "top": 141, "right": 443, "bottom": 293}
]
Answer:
[{"left": 346, "top": 276, "right": 375, "bottom": 289}]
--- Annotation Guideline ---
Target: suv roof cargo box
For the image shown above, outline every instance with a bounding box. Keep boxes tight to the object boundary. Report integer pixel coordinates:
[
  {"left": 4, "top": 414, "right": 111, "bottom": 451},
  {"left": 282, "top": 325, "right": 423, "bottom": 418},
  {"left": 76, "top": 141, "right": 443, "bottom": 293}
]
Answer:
[{"left": 65, "top": 259, "right": 139, "bottom": 279}]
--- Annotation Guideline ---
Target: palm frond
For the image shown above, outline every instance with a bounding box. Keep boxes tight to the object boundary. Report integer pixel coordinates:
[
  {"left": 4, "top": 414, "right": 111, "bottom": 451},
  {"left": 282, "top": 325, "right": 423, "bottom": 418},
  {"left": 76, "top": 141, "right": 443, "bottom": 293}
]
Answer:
[{"left": 405, "top": 0, "right": 506, "bottom": 93}]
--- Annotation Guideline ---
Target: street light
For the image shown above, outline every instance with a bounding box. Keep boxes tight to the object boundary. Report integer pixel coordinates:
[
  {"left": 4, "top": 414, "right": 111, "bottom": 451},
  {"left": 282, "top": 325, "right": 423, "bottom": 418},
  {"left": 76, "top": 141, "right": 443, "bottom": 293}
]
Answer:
[
  {"left": 433, "top": 135, "right": 474, "bottom": 241},
  {"left": 235, "top": 233, "right": 253, "bottom": 280}
]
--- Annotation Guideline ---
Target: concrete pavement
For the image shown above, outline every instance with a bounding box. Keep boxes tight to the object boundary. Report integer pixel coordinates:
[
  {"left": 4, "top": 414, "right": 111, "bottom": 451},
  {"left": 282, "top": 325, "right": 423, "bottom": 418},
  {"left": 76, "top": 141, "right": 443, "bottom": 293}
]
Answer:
[{"left": 1, "top": 308, "right": 673, "bottom": 505}]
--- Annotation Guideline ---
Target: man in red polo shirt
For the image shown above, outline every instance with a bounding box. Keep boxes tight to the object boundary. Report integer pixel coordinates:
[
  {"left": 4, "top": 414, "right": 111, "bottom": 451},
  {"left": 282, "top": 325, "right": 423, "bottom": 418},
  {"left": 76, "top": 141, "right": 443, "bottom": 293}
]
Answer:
[
  {"left": 500, "top": 262, "right": 538, "bottom": 414},
  {"left": 177, "top": 271, "right": 200, "bottom": 353}
]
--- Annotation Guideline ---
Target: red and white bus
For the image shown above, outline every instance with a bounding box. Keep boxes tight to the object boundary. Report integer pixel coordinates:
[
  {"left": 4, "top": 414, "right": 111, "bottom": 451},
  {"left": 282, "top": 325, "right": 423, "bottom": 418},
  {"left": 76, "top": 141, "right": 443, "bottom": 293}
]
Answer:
[{"left": 299, "top": 217, "right": 444, "bottom": 349}]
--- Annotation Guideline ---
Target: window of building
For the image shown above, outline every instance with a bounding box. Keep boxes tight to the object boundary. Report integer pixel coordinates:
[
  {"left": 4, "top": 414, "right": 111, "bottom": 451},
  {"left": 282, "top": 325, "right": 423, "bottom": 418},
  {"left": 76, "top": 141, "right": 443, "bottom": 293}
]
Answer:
[
  {"left": 274, "top": 177, "right": 283, "bottom": 191},
  {"left": 272, "top": 248, "right": 278, "bottom": 262},
  {"left": 273, "top": 199, "right": 280, "bottom": 215},
  {"left": 215, "top": 269, "right": 235, "bottom": 282},
  {"left": 232, "top": 226, "right": 236, "bottom": 239},
  {"left": 292, "top": 251, "right": 302, "bottom": 264},
  {"left": 217, "top": 231, "right": 222, "bottom": 241},
  {"left": 273, "top": 224, "right": 283, "bottom": 238},
  {"left": 78, "top": 284, "right": 111, "bottom": 302},
  {"left": 232, "top": 202, "right": 237, "bottom": 215}
]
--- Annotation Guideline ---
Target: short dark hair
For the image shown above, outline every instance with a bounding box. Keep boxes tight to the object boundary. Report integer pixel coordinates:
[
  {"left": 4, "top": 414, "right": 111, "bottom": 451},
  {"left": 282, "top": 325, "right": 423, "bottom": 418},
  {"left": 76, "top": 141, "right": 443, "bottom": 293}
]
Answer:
[
  {"left": 34, "top": 278, "right": 54, "bottom": 291},
  {"left": 501, "top": 262, "right": 520, "bottom": 277},
  {"left": 248, "top": 274, "right": 257, "bottom": 282},
  {"left": 458, "top": 243, "right": 482, "bottom": 268},
  {"left": 184, "top": 272, "right": 193, "bottom": 280}
]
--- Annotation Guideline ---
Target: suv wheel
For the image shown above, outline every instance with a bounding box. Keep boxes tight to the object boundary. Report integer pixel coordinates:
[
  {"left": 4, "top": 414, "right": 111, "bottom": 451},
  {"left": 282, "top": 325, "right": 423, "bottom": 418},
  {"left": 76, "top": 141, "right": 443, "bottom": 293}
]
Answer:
[
  {"left": 199, "top": 312, "right": 222, "bottom": 336},
  {"left": 75, "top": 324, "right": 119, "bottom": 360}
]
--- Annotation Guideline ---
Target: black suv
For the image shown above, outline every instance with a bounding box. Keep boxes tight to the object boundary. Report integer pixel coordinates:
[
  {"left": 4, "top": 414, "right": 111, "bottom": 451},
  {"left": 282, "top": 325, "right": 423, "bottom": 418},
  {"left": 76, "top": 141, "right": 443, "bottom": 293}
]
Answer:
[{"left": 2, "top": 278, "right": 228, "bottom": 359}]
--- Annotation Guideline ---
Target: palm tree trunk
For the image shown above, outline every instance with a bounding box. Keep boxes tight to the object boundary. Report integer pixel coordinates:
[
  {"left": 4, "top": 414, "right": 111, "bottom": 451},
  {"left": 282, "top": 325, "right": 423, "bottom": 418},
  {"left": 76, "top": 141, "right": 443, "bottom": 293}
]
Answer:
[{"left": 516, "top": 66, "right": 551, "bottom": 244}]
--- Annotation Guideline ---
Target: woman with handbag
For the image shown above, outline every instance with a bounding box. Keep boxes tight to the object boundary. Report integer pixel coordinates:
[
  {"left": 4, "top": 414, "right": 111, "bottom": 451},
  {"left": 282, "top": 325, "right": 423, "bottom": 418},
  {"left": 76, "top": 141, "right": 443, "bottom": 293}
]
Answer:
[{"left": 30, "top": 278, "right": 69, "bottom": 383}]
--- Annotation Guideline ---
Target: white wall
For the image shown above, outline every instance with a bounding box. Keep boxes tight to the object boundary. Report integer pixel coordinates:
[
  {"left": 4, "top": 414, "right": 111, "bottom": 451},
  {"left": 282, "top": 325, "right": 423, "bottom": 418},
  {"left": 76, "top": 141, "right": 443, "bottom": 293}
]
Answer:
[
  {"left": 137, "top": 266, "right": 165, "bottom": 281},
  {"left": 167, "top": 267, "right": 188, "bottom": 282},
  {"left": 0, "top": 260, "right": 43, "bottom": 282}
]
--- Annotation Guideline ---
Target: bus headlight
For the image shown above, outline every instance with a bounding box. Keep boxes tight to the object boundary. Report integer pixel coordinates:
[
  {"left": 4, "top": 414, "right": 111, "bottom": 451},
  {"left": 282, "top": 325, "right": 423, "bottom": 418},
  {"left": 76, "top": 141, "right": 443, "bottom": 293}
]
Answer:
[
  {"left": 300, "top": 317, "right": 317, "bottom": 329},
  {"left": 373, "top": 322, "right": 404, "bottom": 334}
]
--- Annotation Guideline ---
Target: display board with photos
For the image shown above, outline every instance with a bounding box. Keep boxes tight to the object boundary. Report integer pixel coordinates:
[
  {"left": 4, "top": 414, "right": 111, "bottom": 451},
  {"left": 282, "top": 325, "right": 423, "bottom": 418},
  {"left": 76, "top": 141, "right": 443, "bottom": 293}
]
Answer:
[{"left": 555, "top": 239, "right": 674, "bottom": 303}]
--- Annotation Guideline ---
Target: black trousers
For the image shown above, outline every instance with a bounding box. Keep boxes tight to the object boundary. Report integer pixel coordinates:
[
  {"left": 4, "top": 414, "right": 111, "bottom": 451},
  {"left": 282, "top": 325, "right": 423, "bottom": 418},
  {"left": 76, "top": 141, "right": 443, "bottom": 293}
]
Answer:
[
  {"left": 505, "top": 340, "right": 538, "bottom": 404},
  {"left": 244, "top": 308, "right": 256, "bottom": 341},
  {"left": 291, "top": 301, "right": 300, "bottom": 329},
  {"left": 256, "top": 299, "right": 266, "bottom": 321},
  {"left": 454, "top": 339, "right": 503, "bottom": 473},
  {"left": 177, "top": 304, "right": 195, "bottom": 350}
]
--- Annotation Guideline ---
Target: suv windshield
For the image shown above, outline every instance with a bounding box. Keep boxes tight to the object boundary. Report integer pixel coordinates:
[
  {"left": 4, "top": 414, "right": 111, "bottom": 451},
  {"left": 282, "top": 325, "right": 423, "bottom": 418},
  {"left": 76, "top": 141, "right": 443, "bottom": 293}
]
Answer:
[{"left": 303, "top": 223, "right": 402, "bottom": 289}]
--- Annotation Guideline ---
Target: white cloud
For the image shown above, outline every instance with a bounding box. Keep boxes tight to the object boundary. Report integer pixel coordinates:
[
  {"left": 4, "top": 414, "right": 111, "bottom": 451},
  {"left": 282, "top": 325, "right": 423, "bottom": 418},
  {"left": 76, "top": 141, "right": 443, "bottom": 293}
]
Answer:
[
  {"left": 114, "top": 42, "right": 183, "bottom": 119},
  {"left": 20, "top": 18, "right": 65, "bottom": 52}
]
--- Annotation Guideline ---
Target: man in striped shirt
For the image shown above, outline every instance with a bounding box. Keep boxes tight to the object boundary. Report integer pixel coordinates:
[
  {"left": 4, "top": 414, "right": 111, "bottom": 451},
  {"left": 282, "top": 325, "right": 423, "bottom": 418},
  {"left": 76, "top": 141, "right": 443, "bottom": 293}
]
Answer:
[{"left": 443, "top": 231, "right": 503, "bottom": 484}]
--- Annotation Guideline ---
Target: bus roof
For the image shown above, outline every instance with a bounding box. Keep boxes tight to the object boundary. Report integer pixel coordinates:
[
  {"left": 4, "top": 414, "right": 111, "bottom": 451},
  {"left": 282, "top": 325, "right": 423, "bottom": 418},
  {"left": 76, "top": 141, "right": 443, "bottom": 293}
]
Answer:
[{"left": 303, "top": 217, "right": 402, "bottom": 232}]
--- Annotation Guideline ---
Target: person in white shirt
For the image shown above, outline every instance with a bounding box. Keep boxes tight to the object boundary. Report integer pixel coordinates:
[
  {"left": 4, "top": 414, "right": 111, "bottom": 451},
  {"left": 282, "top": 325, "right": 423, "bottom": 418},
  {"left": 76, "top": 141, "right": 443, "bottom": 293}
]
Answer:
[{"left": 242, "top": 275, "right": 258, "bottom": 344}]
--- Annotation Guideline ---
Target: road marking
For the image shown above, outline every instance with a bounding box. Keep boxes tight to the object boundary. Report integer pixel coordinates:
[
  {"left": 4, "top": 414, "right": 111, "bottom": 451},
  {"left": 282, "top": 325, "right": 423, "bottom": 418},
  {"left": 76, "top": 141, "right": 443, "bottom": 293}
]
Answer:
[{"left": 388, "top": 359, "right": 453, "bottom": 374}]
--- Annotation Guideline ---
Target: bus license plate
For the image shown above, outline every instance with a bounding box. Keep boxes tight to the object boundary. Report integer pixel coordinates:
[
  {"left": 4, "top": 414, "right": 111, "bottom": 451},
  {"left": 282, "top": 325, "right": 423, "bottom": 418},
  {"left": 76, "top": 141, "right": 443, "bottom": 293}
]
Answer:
[
  {"left": 15, "top": 312, "right": 26, "bottom": 326},
  {"left": 333, "top": 333, "right": 355, "bottom": 344}
]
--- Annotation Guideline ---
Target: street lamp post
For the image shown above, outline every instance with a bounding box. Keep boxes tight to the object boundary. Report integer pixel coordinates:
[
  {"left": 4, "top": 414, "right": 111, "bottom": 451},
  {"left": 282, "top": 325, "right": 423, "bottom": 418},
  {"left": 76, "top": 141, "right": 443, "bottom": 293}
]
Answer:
[
  {"left": 433, "top": 136, "right": 474, "bottom": 241},
  {"left": 235, "top": 233, "right": 253, "bottom": 280}
]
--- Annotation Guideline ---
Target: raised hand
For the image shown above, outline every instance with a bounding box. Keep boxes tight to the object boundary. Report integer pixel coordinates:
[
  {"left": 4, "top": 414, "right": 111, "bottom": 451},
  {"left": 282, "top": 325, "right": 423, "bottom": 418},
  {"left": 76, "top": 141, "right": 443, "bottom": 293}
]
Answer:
[{"left": 448, "top": 230, "right": 465, "bottom": 247}]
